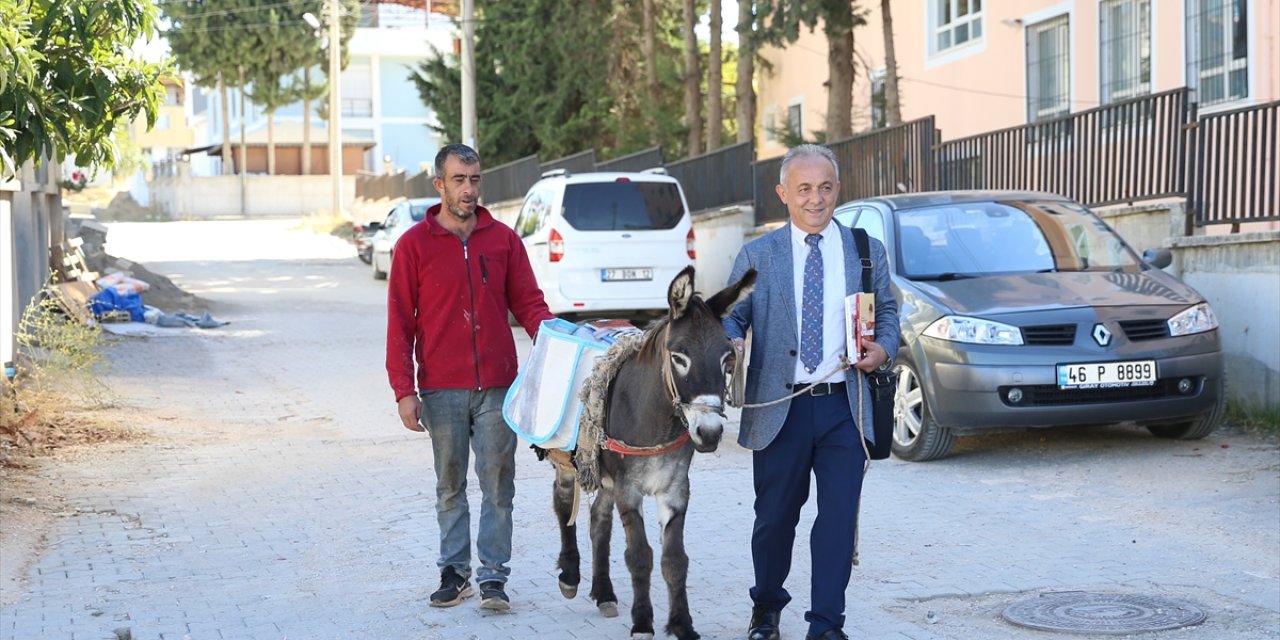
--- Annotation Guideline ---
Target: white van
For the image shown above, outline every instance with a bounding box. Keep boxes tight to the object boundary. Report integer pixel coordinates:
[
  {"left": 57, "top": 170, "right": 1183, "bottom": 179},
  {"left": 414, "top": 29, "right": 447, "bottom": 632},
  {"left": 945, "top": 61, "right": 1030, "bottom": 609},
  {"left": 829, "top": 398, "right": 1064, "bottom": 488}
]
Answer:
[{"left": 512, "top": 170, "right": 695, "bottom": 317}]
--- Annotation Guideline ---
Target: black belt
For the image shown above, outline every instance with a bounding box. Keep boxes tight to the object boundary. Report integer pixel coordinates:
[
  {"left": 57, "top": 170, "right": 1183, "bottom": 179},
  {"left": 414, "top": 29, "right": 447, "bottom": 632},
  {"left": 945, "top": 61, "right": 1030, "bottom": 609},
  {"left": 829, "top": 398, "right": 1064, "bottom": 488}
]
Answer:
[{"left": 792, "top": 381, "right": 846, "bottom": 397}]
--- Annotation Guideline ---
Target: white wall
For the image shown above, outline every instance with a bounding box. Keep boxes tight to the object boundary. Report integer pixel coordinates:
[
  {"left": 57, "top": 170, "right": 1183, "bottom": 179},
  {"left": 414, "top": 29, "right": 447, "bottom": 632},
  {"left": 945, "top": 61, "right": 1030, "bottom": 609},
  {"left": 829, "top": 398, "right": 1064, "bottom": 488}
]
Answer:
[{"left": 150, "top": 171, "right": 359, "bottom": 219}]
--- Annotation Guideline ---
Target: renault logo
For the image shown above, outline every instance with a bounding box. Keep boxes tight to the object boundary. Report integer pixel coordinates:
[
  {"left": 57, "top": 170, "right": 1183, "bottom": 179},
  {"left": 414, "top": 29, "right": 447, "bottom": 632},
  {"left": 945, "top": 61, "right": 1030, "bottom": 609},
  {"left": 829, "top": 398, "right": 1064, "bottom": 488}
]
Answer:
[{"left": 1092, "top": 323, "right": 1113, "bottom": 347}]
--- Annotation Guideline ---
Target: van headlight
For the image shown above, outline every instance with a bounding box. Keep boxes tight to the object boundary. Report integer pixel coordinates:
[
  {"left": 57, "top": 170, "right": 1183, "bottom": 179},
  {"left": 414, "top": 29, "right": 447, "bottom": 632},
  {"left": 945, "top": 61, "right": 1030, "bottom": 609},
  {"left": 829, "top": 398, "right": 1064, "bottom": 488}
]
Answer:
[
  {"left": 1168, "top": 303, "right": 1219, "bottom": 336},
  {"left": 923, "top": 316, "right": 1023, "bottom": 345}
]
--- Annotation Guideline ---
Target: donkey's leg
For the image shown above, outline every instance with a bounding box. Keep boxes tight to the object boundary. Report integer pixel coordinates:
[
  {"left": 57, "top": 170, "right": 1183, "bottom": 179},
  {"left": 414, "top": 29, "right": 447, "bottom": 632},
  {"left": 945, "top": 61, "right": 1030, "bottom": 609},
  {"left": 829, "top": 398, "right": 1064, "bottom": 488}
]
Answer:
[
  {"left": 657, "top": 487, "right": 698, "bottom": 640},
  {"left": 552, "top": 465, "right": 580, "bottom": 598},
  {"left": 617, "top": 489, "right": 656, "bottom": 639},
  {"left": 588, "top": 487, "right": 619, "bottom": 616}
]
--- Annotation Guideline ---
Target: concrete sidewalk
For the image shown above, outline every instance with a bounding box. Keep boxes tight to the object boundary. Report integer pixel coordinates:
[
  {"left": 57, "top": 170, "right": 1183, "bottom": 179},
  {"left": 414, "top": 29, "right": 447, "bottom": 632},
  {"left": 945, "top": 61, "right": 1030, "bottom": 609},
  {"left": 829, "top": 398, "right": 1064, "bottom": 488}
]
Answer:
[{"left": 2, "top": 220, "right": 1276, "bottom": 640}]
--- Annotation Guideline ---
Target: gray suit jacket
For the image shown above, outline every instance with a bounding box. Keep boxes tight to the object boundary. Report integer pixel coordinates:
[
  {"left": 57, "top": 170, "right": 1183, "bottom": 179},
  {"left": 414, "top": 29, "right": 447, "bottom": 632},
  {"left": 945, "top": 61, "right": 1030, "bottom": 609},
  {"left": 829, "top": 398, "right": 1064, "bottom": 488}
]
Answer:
[{"left": 724, "top": 221, "right": 900, "bottom": 451}]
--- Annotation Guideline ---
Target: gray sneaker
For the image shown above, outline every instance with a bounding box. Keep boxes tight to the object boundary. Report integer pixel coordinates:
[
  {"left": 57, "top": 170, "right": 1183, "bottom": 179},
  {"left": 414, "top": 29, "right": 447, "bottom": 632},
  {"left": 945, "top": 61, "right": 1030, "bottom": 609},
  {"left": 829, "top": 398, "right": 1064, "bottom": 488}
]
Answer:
[
  {"left": 479, "top": 580, "right": 510, "bottom": 611},
  {"left": 429, "top": 567, "right": 473, "bottom": 607}
]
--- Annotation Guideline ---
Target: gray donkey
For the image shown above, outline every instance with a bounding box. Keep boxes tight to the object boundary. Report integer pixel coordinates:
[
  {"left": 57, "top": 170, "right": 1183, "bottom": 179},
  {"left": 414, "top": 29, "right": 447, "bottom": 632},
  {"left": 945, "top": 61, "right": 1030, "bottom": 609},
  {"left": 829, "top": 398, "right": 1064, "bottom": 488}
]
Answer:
[{"left": 549, "top": 265, "right": 756, "bottom": 640}]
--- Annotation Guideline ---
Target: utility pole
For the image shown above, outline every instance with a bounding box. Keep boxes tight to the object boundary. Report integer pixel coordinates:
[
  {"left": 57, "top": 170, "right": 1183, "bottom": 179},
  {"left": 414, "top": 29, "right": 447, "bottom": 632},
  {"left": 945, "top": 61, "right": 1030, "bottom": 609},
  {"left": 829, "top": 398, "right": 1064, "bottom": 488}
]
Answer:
[
  {"left": 460, "top": 0, "right": 476, "bottom": 152},
  {"left": 239, "top": 65, "right": 247, "bottom": 216},
  {"left": 328, "top": 0, "right": 343, "bottom": 216}
]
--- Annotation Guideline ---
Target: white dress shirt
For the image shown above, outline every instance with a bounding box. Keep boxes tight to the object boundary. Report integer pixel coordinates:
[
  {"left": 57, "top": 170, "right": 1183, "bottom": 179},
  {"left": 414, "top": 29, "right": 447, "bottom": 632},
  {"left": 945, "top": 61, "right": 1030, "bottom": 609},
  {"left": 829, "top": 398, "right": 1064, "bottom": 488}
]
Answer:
[{"left": 790, "top": 221, "right": 847, "bottom": 384}]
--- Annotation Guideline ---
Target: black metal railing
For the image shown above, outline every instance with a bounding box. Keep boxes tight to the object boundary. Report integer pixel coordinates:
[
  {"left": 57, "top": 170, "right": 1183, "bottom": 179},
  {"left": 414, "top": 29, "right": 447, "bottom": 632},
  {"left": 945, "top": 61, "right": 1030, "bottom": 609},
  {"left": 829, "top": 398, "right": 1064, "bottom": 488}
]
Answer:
[
  {"left": 539, "top": 149, "right": 597, "bottom": 176},
  {"left": 351, "top": 86, "right": 1266, "bottom": 231},
  {"left": 481, "top": 154, "right": 539, "bottom": 204},
  {"left": 406, "top": 171, "right": 439, "bottom": 199},
  {"left": 1188, "top": 100, "right": 1280, "bottom": 229},
  {"left": 935, "top": 89, "right": 1192, "bottom": 208},
  {"left": 597, "top": 146, "right": 664, "bottom": 173},
  {"left": 665, "top": 141, "right": 753, "bottom": 214},
  {"left": 752, "top": 118, "right": 936, "bottom": 225}
]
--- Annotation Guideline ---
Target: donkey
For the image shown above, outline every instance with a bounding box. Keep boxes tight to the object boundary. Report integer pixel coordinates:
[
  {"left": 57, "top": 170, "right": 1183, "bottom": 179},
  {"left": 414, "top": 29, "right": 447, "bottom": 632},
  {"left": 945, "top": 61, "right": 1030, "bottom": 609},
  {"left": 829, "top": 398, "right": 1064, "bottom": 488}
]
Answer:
[{"left": 551, "top": 265, "right": 756, "bottom": 640}]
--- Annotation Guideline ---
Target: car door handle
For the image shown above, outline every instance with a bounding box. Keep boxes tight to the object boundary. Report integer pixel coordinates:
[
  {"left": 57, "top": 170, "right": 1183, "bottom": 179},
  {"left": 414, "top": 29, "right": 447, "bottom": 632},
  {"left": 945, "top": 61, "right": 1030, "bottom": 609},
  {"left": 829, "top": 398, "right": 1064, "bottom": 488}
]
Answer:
[{"left": 531, "top": 241, "right": 547, "bottom": 247}]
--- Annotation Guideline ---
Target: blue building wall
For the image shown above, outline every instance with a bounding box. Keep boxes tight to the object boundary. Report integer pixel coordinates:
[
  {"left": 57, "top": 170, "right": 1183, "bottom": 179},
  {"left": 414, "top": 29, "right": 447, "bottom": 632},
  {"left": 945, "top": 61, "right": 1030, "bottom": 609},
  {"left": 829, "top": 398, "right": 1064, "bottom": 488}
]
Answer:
[
  {"left": 380, "top": 123, "right": 436, "bottom": 172},
  {"left": 380, "top": 57, "right": 425, "bottom": 119}
]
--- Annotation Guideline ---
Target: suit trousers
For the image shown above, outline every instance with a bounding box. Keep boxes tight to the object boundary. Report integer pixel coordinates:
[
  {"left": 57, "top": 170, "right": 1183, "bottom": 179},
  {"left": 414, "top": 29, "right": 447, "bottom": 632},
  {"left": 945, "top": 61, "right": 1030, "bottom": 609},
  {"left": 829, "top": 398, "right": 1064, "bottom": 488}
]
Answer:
[{"left": 749, "top": 392, "right": 867, "bottom": 637}]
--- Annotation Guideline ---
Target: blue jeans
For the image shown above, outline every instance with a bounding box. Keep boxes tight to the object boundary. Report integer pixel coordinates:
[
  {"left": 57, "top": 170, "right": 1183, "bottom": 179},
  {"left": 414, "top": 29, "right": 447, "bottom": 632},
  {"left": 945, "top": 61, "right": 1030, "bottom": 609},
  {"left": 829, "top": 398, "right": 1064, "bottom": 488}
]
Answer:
[{"left": 420, "top": 387, "right": 516, "bottom": 585}]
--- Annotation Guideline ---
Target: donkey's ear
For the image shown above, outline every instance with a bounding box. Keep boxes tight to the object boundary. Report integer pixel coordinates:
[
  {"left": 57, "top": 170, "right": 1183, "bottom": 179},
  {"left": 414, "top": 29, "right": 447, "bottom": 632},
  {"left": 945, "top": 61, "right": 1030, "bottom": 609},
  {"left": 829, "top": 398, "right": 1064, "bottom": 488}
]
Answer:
[
  {"left": 668, "top": 265, "right": 696, "bottom": 320},
  {"left": 707, "top": 268, "right": 756, "bottom": 320}
]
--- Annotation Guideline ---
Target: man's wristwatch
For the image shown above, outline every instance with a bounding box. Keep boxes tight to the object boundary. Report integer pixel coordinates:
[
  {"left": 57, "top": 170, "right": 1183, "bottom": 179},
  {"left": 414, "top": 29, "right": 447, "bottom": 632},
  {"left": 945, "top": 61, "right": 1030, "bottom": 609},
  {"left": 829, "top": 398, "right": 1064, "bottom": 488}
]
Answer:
[{"left": 876, "top": 359, "right": 894, "bottom": 372}]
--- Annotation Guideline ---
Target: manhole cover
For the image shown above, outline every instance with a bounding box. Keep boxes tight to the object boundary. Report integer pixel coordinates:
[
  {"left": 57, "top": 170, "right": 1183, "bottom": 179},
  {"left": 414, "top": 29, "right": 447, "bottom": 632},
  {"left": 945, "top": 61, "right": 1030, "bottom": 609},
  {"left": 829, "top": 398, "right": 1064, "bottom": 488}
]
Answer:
[{"left": 1002, "top": 591, "right": 1206, "bottom": 635}]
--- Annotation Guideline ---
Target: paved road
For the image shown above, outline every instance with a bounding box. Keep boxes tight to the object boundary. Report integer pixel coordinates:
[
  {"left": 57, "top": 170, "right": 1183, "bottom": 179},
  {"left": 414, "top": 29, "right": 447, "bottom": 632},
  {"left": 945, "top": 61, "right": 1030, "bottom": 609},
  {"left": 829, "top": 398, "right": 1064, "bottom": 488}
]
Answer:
[{"left": 2, "top": 220, "right": 1277, "bottom": 640}]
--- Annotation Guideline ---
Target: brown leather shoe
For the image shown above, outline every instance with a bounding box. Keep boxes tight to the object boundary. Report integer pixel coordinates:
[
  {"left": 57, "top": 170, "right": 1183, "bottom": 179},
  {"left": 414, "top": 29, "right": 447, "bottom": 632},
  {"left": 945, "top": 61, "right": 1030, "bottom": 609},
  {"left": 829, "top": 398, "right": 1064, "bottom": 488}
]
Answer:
[{"left": 748, "top": 606, "right": 781, "bottom": 640}]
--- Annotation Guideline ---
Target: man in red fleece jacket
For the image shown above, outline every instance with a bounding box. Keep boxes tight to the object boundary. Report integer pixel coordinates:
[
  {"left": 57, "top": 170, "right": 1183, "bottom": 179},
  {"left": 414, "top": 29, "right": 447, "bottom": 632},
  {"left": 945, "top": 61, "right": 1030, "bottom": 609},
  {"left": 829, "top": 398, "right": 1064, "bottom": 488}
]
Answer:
[{"left": 386, "top": 143, "right": 553, "bottom": 611}]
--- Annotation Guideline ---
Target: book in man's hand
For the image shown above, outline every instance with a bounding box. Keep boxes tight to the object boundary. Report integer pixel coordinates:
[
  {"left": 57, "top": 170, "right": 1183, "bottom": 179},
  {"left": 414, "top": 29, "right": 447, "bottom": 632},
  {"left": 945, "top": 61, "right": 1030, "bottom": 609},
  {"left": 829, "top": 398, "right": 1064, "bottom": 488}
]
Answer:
[{"left": 845, "top": 292, "right": 875, "bottom": 362}]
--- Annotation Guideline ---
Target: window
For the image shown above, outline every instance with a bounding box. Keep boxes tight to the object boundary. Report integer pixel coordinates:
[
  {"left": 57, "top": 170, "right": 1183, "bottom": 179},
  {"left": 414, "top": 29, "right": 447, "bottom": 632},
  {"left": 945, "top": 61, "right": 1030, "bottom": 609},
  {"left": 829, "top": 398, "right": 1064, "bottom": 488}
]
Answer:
[
  {"left": 561, "top": 182, "right": 684, "bottom": 231},
  {"left": 1026, "top": 15, "right": 1071, "bottom": 123},
  {"left": 1186, "top": 0, "right": 1248, "bottom": 106},
  {"left": 934, "top": 0, "right": 983, "bottom": 53},
  {"left": 763, "top": 105, "right": 778, "bottom": 142},
  {"left": 870, "top": 69, "right": 887, "bottom": 129},
  {"left": 155, "top": 115, "right": 171, "bottom": 130},
  {"left": 164, "top": 84, "right": 182, "bottom": 106},
  {"left": 1099, "top": 0, "right": 1151, "bottom": 103},
  {"left": 515, "top": 189, "right": 553, "bottom": 238},
  {"left": 340, "top": 62, "right": 374, "bottom": 117},
  {"left": 787, "top": 102, "right": 802, "bottom": 140}
]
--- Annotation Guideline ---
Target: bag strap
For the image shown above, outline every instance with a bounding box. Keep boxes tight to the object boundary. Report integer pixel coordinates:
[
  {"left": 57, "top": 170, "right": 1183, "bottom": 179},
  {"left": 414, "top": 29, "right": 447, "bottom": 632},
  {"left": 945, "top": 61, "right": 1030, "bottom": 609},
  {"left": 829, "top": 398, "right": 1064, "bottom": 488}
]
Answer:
[{"left": 853, "top": 228, "right": 873, "bottom": 294}]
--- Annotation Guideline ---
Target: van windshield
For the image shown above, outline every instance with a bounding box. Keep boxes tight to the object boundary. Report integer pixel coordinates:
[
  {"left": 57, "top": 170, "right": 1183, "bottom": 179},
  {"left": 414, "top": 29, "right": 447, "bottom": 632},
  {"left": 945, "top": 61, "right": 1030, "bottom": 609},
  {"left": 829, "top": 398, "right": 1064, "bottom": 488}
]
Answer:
[{"left": 561, "top": 182, "right": 685, "bottom": 231}]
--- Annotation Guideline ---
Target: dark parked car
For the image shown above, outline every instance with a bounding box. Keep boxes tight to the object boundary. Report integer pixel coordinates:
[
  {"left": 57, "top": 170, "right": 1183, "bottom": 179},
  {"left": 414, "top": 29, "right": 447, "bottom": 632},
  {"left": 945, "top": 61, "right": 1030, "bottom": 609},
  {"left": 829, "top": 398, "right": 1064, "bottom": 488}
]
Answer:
[
  {"left": 353, "top": 220, "right": 381, "bottom": 264},
  {"left": 834, "top": 191, "right": 1225, "bottom": 461}
]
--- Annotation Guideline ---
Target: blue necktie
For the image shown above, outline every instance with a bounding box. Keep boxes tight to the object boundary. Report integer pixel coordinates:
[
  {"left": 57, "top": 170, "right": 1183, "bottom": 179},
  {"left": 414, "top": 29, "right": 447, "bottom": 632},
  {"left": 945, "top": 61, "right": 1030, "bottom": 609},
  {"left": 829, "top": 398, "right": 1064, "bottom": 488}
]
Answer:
[{"left": 801, "top": 233, "right": 823, "bottom": 373}]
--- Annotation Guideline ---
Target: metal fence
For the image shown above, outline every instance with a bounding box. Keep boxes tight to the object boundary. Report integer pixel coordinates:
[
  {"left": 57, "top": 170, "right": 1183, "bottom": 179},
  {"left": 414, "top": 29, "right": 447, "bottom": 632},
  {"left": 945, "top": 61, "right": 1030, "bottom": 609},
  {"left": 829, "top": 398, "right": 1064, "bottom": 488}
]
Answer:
[
  {"left": 539, "top": 149, "right": 596, "bottom": 176},
  {"left": 405, "top": 171, "right": 439, "bottom": 199},
  {"left": 1188, "top": 100, "right": 1279, "bottom": 229},
  {"left": 935, "top": 89, "right": 1192, "bottom": 208},
  {"left": 597, "top": 146, "right": 664, "bottom": 173},
  {"left": 481, "top": 154, "right": 540, "bottom": 204},
  {"left": 351, "top": 87, "right": 1268, "bottom": 230},
  {"left": 665, "top": 141, "right": 753, "bottom": 213},
  {"left": 752, "top": 118, "right": 936, "bottom": 225}
]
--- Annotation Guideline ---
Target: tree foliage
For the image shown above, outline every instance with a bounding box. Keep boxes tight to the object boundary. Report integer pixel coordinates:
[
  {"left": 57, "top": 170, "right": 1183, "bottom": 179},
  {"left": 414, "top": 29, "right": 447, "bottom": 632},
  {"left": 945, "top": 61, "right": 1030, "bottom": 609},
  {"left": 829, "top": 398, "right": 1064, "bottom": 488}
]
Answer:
[
  {"left": 0, "top": 0, "right": 166, "bottom": 177},
  {"left": 410, "top": 0, "right": 703, "bottom": 166}
]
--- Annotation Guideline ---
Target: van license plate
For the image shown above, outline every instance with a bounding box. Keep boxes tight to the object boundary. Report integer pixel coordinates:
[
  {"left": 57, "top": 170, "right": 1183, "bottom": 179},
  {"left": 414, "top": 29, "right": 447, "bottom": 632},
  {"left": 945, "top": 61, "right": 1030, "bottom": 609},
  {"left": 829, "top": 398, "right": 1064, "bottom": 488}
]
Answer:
[
  {"left": 1057, "top": 360, "right": 1157, "bottom": 389},
  {"left": 602, "top": 268, "right": 653, "bottom": 282}
]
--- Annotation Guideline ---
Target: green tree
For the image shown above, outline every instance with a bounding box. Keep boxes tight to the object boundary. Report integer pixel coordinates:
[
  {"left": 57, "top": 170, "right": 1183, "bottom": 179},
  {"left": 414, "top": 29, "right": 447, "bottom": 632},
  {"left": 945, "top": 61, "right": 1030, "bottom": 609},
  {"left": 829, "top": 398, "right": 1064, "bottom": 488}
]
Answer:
[
  {"left": 163, "top": 0, "right": 257, "bottom": 174},
  {"left": 756, "top": 0, "right": 867, "bottom": 141},
  {"left": 411, "top": 0, "right": 703, "bottom": 166},
  {"left": 0, "top": 0, "right": 166, "bottom": 178}
]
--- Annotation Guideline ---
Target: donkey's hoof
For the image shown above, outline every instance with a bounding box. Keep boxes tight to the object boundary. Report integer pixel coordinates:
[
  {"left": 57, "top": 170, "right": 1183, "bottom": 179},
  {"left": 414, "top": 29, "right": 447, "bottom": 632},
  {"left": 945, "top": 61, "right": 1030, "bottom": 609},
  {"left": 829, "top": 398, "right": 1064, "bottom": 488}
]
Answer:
[
  {"left": 630, "top": 634, "right": 654, "bottom": 640},
  {"left": 558, "top": 581, "right": 578, "bottom": 599},
  {"left": 598, "top": 601, "right": 619, "bottom": 618}
]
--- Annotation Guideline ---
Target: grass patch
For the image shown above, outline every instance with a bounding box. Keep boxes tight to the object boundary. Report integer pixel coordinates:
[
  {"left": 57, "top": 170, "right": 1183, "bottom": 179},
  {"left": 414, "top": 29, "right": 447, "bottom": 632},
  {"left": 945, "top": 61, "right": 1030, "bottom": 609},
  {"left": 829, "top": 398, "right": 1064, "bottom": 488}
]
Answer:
[
  {"left": 1226, "top": 400, "right": 1280, "bottom": 435},
  {"left": 294, "top": 209, "right": 352, "bottom": 240},
  {"left": 1, "top": 286, "right": 133, "bottom": 466}
]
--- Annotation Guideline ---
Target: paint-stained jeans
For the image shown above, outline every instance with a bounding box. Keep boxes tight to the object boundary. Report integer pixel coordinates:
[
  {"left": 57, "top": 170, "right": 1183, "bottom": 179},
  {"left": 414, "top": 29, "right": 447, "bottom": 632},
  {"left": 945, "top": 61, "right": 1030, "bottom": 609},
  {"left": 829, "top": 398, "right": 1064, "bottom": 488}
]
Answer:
[{"left": 420, "top": 387, "right": 516, "bottom": 584}]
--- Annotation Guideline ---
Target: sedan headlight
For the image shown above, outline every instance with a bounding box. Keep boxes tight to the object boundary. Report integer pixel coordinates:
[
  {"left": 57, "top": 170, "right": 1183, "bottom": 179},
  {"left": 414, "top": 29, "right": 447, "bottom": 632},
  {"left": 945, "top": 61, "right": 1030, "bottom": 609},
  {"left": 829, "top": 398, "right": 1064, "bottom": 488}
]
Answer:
[
  {"left": 923, "top": 315, "right": 1024, "bottom": 345},
  {"left": 1168, "top": 302, "right": 1219, "bottom": 336}
]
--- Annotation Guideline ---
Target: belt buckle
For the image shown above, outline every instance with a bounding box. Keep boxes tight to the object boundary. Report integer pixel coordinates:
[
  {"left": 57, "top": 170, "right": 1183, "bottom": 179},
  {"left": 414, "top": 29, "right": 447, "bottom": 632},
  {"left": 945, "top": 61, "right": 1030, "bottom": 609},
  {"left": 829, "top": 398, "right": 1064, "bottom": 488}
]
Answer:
[{"left": 808, "top": 383, "right": 829, "bottom": 396}]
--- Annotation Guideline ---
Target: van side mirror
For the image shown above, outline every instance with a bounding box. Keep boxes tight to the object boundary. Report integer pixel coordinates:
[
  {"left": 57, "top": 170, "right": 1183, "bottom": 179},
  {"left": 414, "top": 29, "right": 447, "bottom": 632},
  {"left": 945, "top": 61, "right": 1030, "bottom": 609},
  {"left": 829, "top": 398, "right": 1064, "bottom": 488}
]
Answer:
[{"left": 1142, "top": 247, "right": 1172, "bottom": 269}]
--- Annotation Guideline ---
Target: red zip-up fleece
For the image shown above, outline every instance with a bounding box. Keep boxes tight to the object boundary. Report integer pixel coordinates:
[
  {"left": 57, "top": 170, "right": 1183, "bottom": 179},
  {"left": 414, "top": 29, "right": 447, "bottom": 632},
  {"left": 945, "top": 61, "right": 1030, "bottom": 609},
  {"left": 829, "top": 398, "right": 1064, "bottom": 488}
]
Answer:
[{"left": 386, "top": 203, "right": 553, "bottom": 401}]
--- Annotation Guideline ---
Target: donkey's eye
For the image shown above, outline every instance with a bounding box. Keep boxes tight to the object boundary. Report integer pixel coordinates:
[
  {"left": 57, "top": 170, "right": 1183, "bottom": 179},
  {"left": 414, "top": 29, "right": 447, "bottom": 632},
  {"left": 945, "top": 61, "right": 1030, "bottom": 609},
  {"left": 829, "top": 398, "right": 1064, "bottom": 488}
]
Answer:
[{"left": 670, "top": 353, "right": 691, "bottom": 376}]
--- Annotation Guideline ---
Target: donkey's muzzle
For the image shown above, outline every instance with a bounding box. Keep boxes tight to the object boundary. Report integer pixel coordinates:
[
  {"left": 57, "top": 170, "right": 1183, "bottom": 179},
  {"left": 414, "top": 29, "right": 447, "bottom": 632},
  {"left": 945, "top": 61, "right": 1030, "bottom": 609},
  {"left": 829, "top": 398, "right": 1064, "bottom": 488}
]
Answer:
[{"left": 692, "top": 424, "right": 723, "bottom": 453}]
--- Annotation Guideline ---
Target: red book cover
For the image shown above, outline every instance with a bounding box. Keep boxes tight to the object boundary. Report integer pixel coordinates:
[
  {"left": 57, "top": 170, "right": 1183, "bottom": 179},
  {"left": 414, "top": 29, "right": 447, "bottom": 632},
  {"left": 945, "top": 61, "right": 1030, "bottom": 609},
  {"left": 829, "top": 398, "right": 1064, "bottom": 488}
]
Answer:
[{"left": 845, "top": 293, "right": 875, "bottom": 361}]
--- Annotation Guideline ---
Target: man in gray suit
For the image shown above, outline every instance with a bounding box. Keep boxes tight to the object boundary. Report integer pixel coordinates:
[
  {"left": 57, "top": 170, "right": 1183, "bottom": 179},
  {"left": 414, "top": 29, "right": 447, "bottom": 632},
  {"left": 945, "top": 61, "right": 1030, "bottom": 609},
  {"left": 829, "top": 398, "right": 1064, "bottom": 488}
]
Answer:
[{"left": 723, "top": 144, "right": 899, "bottom": 640}]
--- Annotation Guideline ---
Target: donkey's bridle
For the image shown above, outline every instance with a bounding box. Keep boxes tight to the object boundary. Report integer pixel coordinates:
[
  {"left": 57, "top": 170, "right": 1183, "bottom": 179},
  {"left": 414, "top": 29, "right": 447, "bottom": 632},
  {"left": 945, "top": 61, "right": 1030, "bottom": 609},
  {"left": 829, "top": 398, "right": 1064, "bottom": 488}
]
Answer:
[{"left": 604, "top": 323, "right": 726, "bottom": 457}]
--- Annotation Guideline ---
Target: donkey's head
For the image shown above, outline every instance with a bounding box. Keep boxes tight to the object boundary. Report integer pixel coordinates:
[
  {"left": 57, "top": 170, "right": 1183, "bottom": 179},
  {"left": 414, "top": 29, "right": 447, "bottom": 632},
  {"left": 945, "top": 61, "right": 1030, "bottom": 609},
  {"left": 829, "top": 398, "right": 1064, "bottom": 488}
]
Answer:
[{"left": 656, "top": 265, "right": 756, "bottom": 453}]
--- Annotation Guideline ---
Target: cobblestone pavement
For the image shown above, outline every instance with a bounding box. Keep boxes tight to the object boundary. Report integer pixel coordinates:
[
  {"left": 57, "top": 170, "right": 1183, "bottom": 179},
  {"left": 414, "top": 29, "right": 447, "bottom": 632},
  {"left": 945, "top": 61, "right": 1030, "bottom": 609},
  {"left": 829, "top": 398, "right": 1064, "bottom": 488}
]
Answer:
[{"left": 2, "top": 220, "right": 1277, "bottom": 640}]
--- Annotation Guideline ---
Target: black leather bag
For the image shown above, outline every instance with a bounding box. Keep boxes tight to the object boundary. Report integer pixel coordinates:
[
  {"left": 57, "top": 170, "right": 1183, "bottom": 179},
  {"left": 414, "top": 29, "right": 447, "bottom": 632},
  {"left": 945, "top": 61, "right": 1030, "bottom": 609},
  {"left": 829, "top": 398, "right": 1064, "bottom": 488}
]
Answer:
[
  {"left": 865, "top": 369, "right": 897, "bottom": 460},
  {"left": 854, "top": 228, "right": 895, "bottom": 461}
]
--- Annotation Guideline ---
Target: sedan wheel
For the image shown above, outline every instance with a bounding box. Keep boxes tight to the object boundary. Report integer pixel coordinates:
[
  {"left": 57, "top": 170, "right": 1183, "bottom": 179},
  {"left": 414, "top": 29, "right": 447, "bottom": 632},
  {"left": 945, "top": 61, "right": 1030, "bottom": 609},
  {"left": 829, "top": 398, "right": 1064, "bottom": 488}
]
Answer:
[{"left": 891, "top": 363, "right": 956, "bottom": 462}]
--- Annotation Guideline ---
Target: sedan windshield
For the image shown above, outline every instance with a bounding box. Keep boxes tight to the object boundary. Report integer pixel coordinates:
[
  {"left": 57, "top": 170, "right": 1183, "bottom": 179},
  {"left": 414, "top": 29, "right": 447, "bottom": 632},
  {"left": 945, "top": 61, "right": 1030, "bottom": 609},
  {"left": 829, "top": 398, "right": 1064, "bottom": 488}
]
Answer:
[{"left": 895, "top": 200, "right": 1141, "bottom": 279}]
